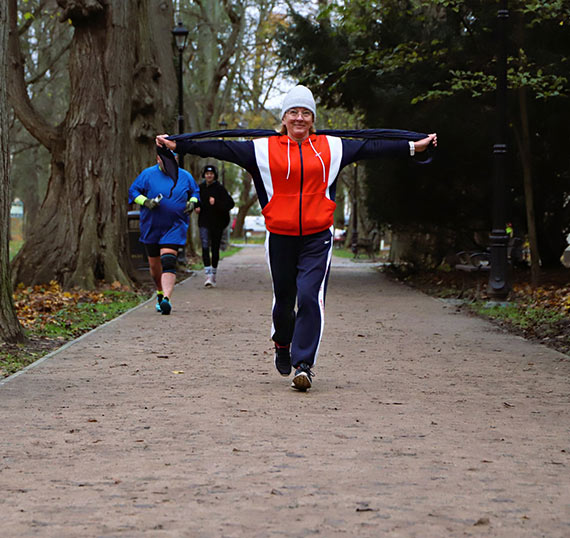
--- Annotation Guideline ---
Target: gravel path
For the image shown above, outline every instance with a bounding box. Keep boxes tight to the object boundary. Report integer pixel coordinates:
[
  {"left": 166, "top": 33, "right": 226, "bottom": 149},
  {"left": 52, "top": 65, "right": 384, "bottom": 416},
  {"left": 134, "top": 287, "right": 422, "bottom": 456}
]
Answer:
[{"left": 1, "top": 246, "right": 569, "bottom": 537}]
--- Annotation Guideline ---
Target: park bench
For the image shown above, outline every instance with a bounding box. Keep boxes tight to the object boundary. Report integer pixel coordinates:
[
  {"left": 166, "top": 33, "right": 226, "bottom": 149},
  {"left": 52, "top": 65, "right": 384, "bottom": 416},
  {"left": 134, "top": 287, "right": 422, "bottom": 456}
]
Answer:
[
  {"left": 352, "top": 230, "right": 379, "bottom": 259},
  {"left": 455, "top": 250, "right": 490, "bottom": 298},
  {"left": 352, "top": 237, "right": 376, "bottom": 259}
]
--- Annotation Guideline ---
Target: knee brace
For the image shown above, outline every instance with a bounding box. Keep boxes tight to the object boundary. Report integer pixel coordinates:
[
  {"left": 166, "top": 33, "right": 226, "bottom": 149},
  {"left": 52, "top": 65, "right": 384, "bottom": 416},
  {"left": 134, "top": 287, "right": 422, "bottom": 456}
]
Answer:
[{"left": 161, "top": 253, "right": 177, "bottom": 274}]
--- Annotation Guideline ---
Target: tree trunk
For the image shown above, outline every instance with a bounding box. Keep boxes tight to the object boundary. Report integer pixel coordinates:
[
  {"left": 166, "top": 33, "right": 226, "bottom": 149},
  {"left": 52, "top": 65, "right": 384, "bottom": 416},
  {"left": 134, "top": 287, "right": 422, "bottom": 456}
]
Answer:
[
  {"left": 130, "top": 0, "right": 177, "bottom": 174},
  {"left": 8, "top": 0, "right": 175, "bottom": 290},
  {"left": 0, "top": 0, "right": 25, "bottom": 343},
  {"left": 516, "top": 87, "right": 541, "bottom": 286},
  {"left": 232, "top": 173, "right": 258, "bottom": 238}
]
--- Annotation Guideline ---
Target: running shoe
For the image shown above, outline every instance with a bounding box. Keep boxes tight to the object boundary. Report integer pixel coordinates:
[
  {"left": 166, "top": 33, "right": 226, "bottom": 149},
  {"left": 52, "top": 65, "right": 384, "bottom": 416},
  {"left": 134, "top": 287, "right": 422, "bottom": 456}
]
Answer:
[
  {"left": 291, "top": 363, "right": 314, "bottom": 391},
  {"left": 160, "top": 297, "right": 172, "bottom": 315},
  {"left": 155, "top": 293, "right": 164, "bottom": 313},
  {"left": 274, "top": 344, "right": 291, "bottom": 376}
]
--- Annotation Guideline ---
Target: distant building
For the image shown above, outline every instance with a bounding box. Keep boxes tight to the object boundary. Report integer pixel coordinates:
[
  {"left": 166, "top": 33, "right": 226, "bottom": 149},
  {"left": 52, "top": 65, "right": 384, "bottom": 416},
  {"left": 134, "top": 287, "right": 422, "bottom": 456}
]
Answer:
[
  {"left": 10, "top": 198, "right": 24, "bottom": 241},
  {"left": 10, "top": 198, "right": 24, "bottom": 218}
]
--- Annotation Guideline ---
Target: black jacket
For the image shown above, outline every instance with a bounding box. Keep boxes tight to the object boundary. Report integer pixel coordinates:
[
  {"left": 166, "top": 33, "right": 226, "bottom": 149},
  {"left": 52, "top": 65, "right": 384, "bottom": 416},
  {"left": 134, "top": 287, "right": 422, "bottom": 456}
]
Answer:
[{"left": 197, "top": 180, "right": 235, "bottom": 230}]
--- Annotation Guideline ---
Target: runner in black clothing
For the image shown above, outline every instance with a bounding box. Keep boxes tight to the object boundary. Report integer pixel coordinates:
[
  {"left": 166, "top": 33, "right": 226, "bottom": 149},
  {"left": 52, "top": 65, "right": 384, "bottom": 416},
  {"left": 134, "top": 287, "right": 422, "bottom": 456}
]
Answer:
[{"left": 195, "top": 165, "right": 235, "bottom": 287}]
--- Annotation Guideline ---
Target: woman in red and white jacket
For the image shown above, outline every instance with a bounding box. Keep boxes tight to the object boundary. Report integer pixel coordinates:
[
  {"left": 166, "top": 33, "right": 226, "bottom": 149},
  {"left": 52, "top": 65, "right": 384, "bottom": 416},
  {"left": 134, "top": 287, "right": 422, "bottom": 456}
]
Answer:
[{"left": 157, "top": 85, "right": 436, "bottom": 391}]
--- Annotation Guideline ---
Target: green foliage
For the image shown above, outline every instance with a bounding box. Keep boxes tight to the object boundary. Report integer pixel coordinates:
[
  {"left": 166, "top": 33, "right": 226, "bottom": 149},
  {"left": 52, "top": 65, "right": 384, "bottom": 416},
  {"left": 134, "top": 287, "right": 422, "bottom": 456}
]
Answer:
[{"left": 277, "top": 0, "right": 570, "bottom": 264}]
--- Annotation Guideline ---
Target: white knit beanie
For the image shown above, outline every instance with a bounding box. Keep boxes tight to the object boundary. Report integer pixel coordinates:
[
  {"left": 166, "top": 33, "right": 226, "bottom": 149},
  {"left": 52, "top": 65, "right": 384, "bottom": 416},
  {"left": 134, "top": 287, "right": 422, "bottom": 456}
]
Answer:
[{"left": 281, "top": 85, "right": 316, "bottom": 120}]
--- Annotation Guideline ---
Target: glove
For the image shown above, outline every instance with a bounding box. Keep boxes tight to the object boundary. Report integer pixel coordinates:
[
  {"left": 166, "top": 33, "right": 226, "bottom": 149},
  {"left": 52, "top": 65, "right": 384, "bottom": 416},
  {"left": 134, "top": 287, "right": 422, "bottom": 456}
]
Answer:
[
  {"left": 184, "top": 200, "right": 196, "bottom": 214},
  {"left": 143, "top": 197, "right": 160, "bottom": 210}
]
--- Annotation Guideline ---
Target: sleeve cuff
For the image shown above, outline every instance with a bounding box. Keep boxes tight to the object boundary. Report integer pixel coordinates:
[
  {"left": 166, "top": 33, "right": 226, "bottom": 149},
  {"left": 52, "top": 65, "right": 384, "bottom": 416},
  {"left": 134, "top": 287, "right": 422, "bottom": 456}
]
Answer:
[
  {"left": 134, "top": 194, "right": 148, "bottom": 206},
  {"left": 408, "top": 141, "right": 415, "bottom": 156}
]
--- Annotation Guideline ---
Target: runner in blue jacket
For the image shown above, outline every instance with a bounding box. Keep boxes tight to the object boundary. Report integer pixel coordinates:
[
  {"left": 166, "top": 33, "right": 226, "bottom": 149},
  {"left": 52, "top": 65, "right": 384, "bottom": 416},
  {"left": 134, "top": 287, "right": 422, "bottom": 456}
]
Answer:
[{"left": 128, "top": 153, "right": 200, "bottom": 315}]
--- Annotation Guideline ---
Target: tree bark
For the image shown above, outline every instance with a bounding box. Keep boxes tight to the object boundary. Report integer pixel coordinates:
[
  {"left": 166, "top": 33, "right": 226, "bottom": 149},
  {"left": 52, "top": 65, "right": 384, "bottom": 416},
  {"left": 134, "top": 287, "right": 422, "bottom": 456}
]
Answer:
[
  {"left": 515, "top": 87, "right": 541, "bottom": 287},
  {"left": 8, "top": 0, "right": 175, "bottom": 290},
  {"left": 0, "top": 0, "right": 25, "bottom": 343},
  {"left": 232, "top": 174, "right": 258, "bottom": 238},
  {"left": 130, "top": 0, "right": 177, "bottom": 174}
]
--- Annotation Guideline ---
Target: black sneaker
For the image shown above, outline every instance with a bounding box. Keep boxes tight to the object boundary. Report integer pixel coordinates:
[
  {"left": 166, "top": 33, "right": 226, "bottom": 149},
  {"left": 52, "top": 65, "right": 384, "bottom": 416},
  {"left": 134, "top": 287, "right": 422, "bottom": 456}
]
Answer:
[
  {"left": 160, "top": 297, "right": 172, "bottom": 315},
  {"left": 274, "top": 344, "right": 291, "bottom": 376},
  {"left": 291, "top": 363, "right": 314, "bottom": 391}
]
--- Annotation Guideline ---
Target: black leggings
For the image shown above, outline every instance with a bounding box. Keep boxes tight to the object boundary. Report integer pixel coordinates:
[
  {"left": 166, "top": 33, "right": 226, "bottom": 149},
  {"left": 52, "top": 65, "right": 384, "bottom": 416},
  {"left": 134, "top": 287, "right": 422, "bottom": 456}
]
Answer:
[{"left": 199, "top": 226, "right": 224, "bottom": 268}]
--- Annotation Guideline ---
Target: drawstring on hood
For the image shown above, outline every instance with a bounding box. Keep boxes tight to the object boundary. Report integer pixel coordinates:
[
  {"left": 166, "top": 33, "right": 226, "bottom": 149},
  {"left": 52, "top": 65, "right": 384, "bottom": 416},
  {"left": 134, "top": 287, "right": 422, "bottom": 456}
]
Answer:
[
  {"left": 308, "top": 138, "right": 327, "bottom": 183},
  {"left": 286, "top": 138, "right": 291, "bottom": 180},
  {"left": 284, "top": 136, "right": 326, "bottom": 183}
]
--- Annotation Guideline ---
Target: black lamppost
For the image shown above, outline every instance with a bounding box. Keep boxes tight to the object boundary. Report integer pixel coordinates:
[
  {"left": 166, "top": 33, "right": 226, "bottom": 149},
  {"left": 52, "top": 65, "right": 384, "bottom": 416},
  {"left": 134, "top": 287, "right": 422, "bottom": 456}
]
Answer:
[
  {"left": 351, "top": 164, "right": 358, "bottom": 255},
  {"left": 172, "top": 21, "right": 189, "bottom": 169},
  {"left": 487, "top": 0, "right": 510, "bottom": 300},
  {"left": 218, "top": 117, "right": 228, "bottom": 186}
]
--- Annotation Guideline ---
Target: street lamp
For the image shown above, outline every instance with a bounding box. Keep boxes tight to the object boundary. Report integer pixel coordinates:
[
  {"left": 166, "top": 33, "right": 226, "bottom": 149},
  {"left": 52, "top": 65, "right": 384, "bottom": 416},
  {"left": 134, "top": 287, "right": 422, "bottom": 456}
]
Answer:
[
  {"left": 351, "top": 163, "right": 358, "bottom": 255},
  {"left": 172, "top": 21, "right": 189, "bottom": 168},
  {"left": 218, "top": 118, "right": 228, "bottom": 186},
  {"left": 487, "top": 0, "right": 510, "bottom": 300}
]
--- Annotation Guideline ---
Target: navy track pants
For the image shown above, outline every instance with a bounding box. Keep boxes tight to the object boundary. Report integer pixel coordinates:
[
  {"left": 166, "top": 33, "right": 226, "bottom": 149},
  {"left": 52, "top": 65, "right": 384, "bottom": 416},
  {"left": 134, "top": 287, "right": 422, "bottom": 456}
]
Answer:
[{"left": 265, "top": 228, "right": 333, "bottom": 367}]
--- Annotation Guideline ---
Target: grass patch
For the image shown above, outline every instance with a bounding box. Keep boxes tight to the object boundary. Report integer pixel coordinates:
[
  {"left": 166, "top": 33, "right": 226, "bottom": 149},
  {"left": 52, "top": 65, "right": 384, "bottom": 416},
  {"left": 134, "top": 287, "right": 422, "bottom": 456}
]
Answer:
[
  {"left": 332, "top": 247, "right": 355, "bottom": 259},
  {"left": 232, "top": 236, "right": 265, "bottom": 245},
  {"left": 9, "top": 240, "right": 23, "bottom": 261},
  {"left": 26, "top": 290, "right": 142, "bottom": 339},
  {"left": 471, "top": 301, "right": 567, "bottom": 340},
  {"left": 1, "top": 286, "right": 145, "bottom": 378},
  {"left": 189, "top": 245, "right": 242, "bottom": 270}
]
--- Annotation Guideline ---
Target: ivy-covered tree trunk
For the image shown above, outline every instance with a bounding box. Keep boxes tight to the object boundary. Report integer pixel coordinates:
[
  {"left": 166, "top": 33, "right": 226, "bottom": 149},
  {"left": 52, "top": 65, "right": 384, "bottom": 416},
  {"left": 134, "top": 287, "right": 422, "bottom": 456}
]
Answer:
[
  {"left": 8, "top": 0, "right": 176, "bottom": 289},
  {"left": 0, "top": 0, "right": 25, "bottom": 343}
]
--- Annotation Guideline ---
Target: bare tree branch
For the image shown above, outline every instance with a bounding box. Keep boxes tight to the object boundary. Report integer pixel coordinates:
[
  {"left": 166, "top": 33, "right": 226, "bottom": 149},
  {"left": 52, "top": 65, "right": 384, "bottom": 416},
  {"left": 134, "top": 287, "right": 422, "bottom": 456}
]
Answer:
[{"left": 7, "top": 0, "right": 61, "bottom": 151}]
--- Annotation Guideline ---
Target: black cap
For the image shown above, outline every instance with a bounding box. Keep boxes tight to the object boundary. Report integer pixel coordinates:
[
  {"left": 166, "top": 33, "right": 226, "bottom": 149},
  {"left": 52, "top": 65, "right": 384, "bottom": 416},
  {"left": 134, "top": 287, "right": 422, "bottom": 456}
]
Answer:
[{"left": 201, "top": 165, "right": 218, "bottom": 180}]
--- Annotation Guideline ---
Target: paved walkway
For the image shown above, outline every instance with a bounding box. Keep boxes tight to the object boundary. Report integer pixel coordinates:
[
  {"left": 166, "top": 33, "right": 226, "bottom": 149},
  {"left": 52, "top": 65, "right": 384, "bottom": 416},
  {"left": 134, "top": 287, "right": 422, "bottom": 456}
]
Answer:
[{"left": 1, "top": 247, "right": 569, "bottom": 537}]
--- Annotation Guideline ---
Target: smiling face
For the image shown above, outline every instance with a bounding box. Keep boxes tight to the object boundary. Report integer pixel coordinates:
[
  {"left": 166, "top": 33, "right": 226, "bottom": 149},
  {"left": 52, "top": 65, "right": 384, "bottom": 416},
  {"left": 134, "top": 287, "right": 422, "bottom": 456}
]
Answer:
[
  {"left": 281, "top": 107, "right": 314, "bottom": 142},
  {"left": 204, "top": 171, "right": 216, "bottom": 184}
]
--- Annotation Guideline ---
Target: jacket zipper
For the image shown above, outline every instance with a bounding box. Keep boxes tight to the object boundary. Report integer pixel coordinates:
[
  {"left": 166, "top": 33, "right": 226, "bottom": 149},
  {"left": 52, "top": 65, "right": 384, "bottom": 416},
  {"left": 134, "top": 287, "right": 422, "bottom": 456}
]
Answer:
[{"left": 298, "top": 142, "right": 304, "bottom": 235}]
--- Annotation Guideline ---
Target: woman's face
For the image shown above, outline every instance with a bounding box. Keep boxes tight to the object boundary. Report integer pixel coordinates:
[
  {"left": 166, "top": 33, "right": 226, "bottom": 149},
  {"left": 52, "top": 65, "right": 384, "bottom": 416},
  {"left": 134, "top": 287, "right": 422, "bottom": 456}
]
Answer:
[
  {"left": 204, "top": 171, "right": 215, "bottom": 183},
  {"left": 282, "top": 107, "right": 314, "bottom": 142}
]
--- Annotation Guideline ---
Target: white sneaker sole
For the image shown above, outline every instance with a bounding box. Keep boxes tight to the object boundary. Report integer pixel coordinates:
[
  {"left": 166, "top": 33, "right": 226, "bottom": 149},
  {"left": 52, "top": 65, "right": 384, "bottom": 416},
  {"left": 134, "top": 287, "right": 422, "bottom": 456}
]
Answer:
[{"left": 291, "top": 371, "right": 311, "bottom": 390}]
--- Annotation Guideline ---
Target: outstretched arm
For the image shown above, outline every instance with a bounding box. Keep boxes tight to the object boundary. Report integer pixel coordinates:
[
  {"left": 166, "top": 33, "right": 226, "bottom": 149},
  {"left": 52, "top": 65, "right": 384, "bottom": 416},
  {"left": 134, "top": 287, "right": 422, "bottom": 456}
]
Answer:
[{"left": 414, "top": 133, "right": 437, "bottom": 153}]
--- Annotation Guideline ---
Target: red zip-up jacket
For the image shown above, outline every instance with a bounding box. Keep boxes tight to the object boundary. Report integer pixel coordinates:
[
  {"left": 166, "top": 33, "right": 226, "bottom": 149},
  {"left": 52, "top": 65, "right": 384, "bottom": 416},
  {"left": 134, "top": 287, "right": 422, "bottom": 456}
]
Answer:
[{"left": 176, "top": 134, "right": 410, "bottom": 236}]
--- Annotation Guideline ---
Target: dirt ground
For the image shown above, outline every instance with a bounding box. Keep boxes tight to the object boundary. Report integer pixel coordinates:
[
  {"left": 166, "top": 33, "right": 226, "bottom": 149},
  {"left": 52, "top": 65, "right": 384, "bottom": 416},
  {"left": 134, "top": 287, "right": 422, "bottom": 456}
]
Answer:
[{"left": 1, "top": 246, "right": 569, "bottom": 537}]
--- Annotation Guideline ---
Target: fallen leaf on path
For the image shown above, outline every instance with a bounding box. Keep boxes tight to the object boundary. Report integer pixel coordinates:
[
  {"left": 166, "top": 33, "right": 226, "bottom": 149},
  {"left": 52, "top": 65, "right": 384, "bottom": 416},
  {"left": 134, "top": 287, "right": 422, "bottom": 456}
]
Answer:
[
  {"left": 171, "top": 370, "right": 184, "bottom": 374},
  {"left": 474, "top": 517, "right": 490, "bottom": 526}
]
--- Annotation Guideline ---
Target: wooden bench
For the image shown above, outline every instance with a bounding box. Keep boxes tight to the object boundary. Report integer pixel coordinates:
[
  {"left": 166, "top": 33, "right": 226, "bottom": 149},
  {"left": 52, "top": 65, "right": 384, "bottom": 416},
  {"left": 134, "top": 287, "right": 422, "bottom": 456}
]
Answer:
[
  {"left": 455, "top": 251, "right": 490, "bottom": 299},
  {"left": 352, "top": 238, "right": 376, "bottom": 259}
]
